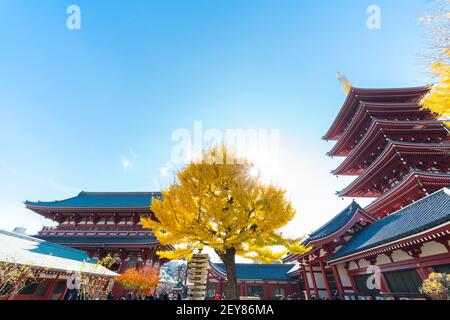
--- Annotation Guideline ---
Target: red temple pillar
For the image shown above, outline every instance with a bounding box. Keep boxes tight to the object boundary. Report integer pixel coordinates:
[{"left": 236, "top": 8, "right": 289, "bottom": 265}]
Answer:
[
  {"left": 379, "top": 272, "right": 390, "bottom": 293},
  {"left": 300, "top": 264, "right": 311, "bottom": 300},
  {"left": 331, "top": 265, "right": 345, "bottom": 300},
  {"left": 43, "top": 276, "right": 59, "bottom": 300},
  {"left": 344, "top": 262, "right": 358, "bottom": 294},
  {"left": 263, "top": 282, "right": 270, "bottom": 300},
  {"left": 309, "top": 265, "right": 319, "bottom": 299},
  {"left": 217, "top": 279, "right": 223, "bottom": 295},
  {"left": 416, "top": 266, "right": 431, "bottom": 281},
  {"left": 319, "top": 261, "right": 333, "bottom": 299}
]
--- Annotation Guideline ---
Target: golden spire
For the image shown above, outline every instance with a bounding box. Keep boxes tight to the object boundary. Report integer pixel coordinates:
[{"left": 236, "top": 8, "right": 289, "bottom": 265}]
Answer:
[{"left": 336, "top": 72, "right": 353, "bottom": 94}]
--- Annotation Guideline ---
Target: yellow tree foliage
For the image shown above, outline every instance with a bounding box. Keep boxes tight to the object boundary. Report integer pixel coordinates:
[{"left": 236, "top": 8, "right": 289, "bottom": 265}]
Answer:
[
  {"left": 97, "top": 254, "right": 115, "bottom": 269},
  {"left": 115, "top": 267, "right": 160, "bottom": 296},
  {"left": 0, "top": 261, "right": 41, "bottom": 300},
  {"left": 420, "top": 272, "right": 450, "bottom": 300},
  {"left": 141, "top": 146, "right": 310, "bottom": 299},
  {"left": 420, "top": 49, "right": 450, "bottom": 125}
]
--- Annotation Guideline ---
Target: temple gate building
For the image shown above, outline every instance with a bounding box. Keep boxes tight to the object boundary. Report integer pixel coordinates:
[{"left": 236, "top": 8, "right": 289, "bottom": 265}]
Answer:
[{"left": 25, "top": 192, "right": 171, "bottom": 297}]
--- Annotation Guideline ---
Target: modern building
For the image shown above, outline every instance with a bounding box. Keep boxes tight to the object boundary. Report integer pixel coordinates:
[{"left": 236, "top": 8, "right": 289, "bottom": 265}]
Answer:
[
  {"left": 284, "top": 86, "right": 450, "bottom": 300},
  {"left": 25, "top": 191, "right": 171, "bottom": 297},
  {"left": 0, "top": 229, "right": 116, "bottom": 300},
  {"left": 207, "top": 263, "right": 300, "bottom": 300}
]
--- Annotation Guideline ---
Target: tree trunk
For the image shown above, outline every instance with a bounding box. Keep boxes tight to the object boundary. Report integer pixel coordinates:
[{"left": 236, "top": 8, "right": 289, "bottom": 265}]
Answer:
[{"left": 217, "top": 248, "right": 239, "bottom": 300}]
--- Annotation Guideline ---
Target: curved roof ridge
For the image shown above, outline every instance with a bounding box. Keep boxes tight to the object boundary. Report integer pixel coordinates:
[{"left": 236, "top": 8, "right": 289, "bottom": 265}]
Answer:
[
  {"left": 350, "top": 86, "right": 429, "bottom": 91},
  {"left": 357, "top": 101, "right": 420, "bottom": 106},
  {"left": 304, "top": 201, "right": 362, "bottom": 245},
  {"left": 25, "top": 191, "right": 163, "bottom": 208},
  {"left": 79, "top": 191, "right": 161, "bottom": 196},
  {"left": 364, "top": 170, "right": 450, "bottom": 211},
  {"left": 337, "top": 140, "right": 450, "bottom": 196},
  {"left": 329, "top": 188, "right": 450, "bottom": 262}
]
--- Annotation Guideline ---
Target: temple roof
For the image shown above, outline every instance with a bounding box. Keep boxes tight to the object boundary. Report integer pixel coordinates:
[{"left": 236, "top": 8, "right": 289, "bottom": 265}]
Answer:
[
  {"left": 35, "top": 235, "right": 159, "bottom": 245},
  {"left": 303, "top": 201, "right": 370, "bottom": 246},
  {"left": 25, "top": 191, "right": 162, "bottom": 208},
  {"left": 327, "top": 106, "right": 436, "bottom": 157},
  {"left": 0, "top": 230, "right": 117, "bottom": 276},
  {"left": 337, "top": 141, "right": 450, "bottom": 197},
  {"left": 332, "top": 120, "right": 448, "bottom": 175},
  {"left": 329, "top": 188, "right": 450, "bottom": 262},
  {"left": 323, "top": 87, "right": 429, "bottom": 141},
  {"left": 211, "top": 263, "right": 294, "bottom": 281},
  {"left": 364, "top": 170, "right": 450, "bottom": 217}
]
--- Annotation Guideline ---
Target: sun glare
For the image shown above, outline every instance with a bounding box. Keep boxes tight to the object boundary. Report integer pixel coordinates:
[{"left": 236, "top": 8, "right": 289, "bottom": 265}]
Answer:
[{"left": 248, "top": 167, "right": 260, "bottom": 178}]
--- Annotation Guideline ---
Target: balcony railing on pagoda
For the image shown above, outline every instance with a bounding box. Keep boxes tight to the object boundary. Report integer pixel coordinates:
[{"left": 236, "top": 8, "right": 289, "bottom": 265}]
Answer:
[
  {"left": 40, "top": 226, "right": 146, "bottom": 231},
  {"left": 39, "top": 226, "right": 154, "bottom": 236}
]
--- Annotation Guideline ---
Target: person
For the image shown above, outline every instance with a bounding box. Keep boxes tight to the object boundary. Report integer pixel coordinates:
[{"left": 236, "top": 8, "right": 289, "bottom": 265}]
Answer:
[
  {"left": 64, "top": 288, "right": 78, "bottom": 300},
  {"left": 107, "top": 291, "right": 114, "bottom": 300},
  {"left": 213, "top": 293, "right": 222, "bottom": 300}
]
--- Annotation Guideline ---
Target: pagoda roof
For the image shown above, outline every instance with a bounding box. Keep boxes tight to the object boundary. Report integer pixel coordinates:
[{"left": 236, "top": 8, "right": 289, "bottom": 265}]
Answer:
[
  {"left": 364, "top": 170, "right": 450, "bottom": 217},
  {"left": 303, "top": 201, "right": 375, "bottom": 246},
  {"left": 25, "top": 191, "right": 162, "bottom": 209},
  {"left": 328, "top": 104, "right": 438, "bottom": 157},
  {"left": 329, "top": 188, "right": 450, "bottom": 263},
  {"left": 210, "top": 262, "right": 294, "bottom": 281},
  {"left": 333, "top": 120, "right": 447, "bottom": 175},
  {"left": 337, "top": 141, "right": 450, "bottom": 197},
  {"left": 34, "top": 235, "right": 159, "bottom": 246},
  {"left": 323, "top": 87, "right": 429, "bottom": 141}
]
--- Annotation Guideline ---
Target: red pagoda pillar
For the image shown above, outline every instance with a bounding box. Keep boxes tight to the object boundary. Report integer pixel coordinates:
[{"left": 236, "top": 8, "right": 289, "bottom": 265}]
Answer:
[
  {"left": 319, "top": 261, "right": 333, "bottom": 299},
  {"left": 308, "top": 265, "right": 320, "bottom": 299},
  {"left": 300, "top": 264, "right": 311, "bottom": 300},
  {"left": 331, "top": 265, "right": 345, "bottom": 300}
]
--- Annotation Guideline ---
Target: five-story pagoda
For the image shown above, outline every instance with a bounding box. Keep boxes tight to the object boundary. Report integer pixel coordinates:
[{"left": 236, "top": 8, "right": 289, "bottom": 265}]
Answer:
[{"left": 325, "top": 86, "right": 450, "bottom": 217}]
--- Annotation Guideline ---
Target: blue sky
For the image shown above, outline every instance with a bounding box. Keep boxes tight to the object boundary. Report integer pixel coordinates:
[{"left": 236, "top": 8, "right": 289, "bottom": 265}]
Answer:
[{"left": 0, "top": 0, "right": 434, "bottom": 240}]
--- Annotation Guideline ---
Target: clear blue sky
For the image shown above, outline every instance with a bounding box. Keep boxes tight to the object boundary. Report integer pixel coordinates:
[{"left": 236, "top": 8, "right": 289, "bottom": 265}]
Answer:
[{"left": 0, "top": 0, "right": 433, "bottom": 238}]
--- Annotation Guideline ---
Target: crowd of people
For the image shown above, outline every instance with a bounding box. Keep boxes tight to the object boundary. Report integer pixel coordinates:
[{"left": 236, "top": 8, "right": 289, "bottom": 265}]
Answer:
[
  {"left": 64, "top": 288, "right": 184, "bottom": 300},
  {"left": 117, "top": 291, "right": 183, "bottom": 300}
]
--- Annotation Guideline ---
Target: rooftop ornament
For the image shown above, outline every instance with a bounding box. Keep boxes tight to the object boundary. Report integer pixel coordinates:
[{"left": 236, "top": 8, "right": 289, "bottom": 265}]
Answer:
[{"left": 336, "top": 72, "right": 353, "bottom": 94}]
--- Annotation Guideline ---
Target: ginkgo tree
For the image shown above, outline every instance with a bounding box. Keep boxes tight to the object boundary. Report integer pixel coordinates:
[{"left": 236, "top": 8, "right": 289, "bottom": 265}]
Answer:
[
  {"left": 419, "top": 1, "right": 449, "bottom": 124},
  {"left": 141, "top": 146, "right": 309, "bottom": 300},
  {"left": 421, "top": 49, "right": 450, "bottom": 124}
]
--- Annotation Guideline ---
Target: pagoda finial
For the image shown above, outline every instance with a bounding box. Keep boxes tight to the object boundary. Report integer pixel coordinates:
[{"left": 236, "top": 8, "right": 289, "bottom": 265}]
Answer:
[{"left": 336, "top": 72, "right": 352, "bottom": 94}]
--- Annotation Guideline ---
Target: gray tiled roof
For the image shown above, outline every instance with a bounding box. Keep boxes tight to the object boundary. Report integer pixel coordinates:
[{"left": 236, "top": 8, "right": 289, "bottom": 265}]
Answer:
[
  {"left": 213, "top": 263, "right": 294, "bottom": 281},
  {"left": 330, "top": 188, "right": 450, "bottom": 261},
  {"left": 304, "top": 201, "right": 364, "bottom": 246}
]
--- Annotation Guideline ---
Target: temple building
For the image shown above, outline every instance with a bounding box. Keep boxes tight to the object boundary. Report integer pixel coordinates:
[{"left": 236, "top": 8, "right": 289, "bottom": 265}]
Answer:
[
  {"left": 25, "top": 191, "right": 171, "bottom": 297},
  {"left": 284, "top": 86, "right": 450, "bottom": 300},
  {"left": 207, "top": 263, "right": 300, "bottom": 300},
  {"left": 0, "top": 230, "right": 116, "bottom": 300}
]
